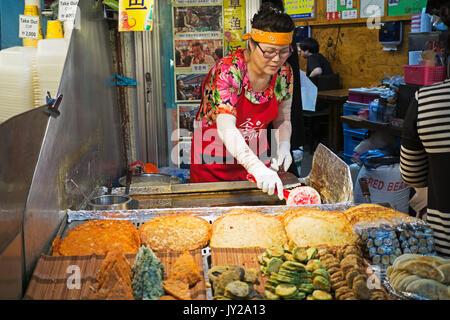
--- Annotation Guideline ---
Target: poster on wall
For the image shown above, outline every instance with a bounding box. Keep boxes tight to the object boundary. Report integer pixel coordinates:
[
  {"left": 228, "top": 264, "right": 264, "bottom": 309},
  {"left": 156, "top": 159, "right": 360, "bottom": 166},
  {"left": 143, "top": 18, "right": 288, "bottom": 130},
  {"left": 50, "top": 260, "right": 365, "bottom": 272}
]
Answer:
[
  {"left": 284, "top": 0, "right": 315, "bottom": 19},
  {"left": 387, "top": 0, "right": 427, "bottom": 16},
  {"left": 175, "top": 73, "right": 207, "bottom": 102},
  {"left": 326, "top": 0, "right": 357, "bottom": 20},
  {"left": 174, "top": 39, "right": 223, "bottom": 71},
  {"left": 173, "top": 5, "right": 223, "bottom": 39},
  {"left": 119, "top": 0, "right": 154, "bottom": 32},
  {"left": 177, "top": 104, "right": 198, "bottom": 140},
  {"left": 223, "top": 0, "right": 246, "bottom": 55},
  {"left": 360, "top": 0, "right": 385, "bottom": 19},
  {"left": 172, "top": 0, "right": 223, "bottom": 104}
]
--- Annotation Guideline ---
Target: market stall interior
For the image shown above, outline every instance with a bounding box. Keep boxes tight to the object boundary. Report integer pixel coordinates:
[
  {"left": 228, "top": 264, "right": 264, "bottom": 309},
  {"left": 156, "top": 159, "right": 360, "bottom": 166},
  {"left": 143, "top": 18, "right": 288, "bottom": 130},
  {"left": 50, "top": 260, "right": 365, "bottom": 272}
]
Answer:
[{"left": 0, "top": 0, "right": 449, "bottom": 301}]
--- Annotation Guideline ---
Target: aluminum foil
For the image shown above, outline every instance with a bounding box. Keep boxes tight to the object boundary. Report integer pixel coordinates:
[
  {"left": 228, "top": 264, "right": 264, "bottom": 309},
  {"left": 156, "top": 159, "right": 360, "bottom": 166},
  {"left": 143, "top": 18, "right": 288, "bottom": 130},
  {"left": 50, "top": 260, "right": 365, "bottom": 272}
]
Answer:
[
  {"left": 302, "top": 143, "right": 354, "bottom": 204},
  {"left": 383, "top": 277, "right": 429, "bottom": 300},
  {"left": 67, "top": 202, "right": 353, "bottom": 223}
]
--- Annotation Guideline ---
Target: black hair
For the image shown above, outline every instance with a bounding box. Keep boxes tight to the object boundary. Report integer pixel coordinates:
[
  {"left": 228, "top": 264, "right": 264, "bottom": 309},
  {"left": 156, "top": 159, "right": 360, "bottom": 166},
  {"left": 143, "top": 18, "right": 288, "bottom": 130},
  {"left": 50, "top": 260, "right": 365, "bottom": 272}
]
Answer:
[
  {"left": 214, "top": 48, "right": 223, "bottom": 59},
  {"left": 192, "top": 42, "right": 203, "bottom": 50},
  {"left": 299, "top": 37, "right": 319, "bottom": 54},
  {"left": 251, "top": 2, "right": 295, "bottom": 33}
]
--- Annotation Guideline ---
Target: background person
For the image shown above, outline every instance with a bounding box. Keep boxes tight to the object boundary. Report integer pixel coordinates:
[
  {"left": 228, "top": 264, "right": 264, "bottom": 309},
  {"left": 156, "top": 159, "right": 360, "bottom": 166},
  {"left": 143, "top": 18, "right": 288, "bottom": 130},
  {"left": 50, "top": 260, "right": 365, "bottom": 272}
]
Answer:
[
  {"left": 299, "top": 37, "right": 333, "bottom": 79},
  {"left": 400, "top": 2, "right": 450, "bottom": 258}
]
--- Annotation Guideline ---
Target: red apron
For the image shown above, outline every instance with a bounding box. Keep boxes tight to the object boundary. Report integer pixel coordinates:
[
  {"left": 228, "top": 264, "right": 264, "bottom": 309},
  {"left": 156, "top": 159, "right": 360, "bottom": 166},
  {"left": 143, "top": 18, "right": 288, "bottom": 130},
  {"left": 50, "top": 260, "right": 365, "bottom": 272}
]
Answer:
[{"left": 190, "top": 76, "right": 280, "bottom": 183}]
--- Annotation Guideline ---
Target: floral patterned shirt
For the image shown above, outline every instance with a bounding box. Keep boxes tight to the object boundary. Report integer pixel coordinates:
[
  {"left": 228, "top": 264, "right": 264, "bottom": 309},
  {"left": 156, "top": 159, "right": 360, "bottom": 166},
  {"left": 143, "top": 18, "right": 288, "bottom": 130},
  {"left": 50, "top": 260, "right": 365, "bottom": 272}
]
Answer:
[{"left": 197, "top": 49, "right": 293, "bottom": 124}]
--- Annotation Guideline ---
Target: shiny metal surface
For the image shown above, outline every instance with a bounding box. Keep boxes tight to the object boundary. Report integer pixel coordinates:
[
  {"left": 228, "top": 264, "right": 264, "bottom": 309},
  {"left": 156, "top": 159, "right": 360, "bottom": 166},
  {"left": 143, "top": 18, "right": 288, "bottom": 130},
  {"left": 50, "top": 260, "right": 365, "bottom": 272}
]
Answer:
[
  {"left": 133, "top": 0, "right": 168, "bottom": 167},
  {"left": 21, "top": 1, "right": 125, "bottom": 285},
  {"left": 89, "top": 195, "right": 132, "bottom": 210},
  {"left": 0, "top": 105, "right": 50, "bottom": 299},
  {"left": 118, "top": 173, "right": 182, "bottom": 187}
]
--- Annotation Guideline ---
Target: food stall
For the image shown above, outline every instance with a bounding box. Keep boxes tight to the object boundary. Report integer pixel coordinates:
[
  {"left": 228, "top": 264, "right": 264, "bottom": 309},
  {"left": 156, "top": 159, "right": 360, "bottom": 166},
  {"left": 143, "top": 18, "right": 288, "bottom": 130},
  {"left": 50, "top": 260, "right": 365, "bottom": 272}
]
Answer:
[{"left": 0, "top": 0, "right": 449, "bottom": 302}]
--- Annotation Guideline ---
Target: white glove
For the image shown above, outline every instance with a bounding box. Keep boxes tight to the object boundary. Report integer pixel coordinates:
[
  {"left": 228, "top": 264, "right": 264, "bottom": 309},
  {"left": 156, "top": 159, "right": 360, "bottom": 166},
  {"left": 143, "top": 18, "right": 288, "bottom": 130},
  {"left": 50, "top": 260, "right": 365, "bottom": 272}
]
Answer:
[
  {"left": 248, "top": 162, "right": 284, "bottom": 200},
  {"left": 271, "top": 141, "right": 292, "bottom": 172},
  {"left": 216, "top": 114, "right": 284, "bottom": 200}
]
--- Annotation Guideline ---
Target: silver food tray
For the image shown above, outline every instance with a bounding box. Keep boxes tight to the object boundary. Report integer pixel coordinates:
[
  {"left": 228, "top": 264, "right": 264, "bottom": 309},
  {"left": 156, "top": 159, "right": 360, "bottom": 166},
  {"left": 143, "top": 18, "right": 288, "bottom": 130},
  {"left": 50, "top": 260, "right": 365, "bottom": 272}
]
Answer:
[{"left": 61, "top": 202, "right": 352, "bottom": 300}]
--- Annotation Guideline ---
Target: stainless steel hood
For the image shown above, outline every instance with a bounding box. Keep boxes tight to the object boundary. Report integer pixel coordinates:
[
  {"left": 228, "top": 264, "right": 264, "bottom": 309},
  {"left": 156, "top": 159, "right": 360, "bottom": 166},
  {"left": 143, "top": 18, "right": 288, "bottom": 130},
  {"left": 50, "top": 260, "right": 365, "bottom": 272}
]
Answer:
[{"left": 0, "top": 1, "right": 125, "bottom": 299}]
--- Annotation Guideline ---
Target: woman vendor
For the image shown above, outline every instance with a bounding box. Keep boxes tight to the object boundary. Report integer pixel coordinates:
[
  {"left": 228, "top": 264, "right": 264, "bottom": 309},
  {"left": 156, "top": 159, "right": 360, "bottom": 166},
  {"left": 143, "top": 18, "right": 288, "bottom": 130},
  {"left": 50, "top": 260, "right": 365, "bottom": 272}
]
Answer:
[{"left": 190, "top": 3, "right": 295, "bottom": 200}]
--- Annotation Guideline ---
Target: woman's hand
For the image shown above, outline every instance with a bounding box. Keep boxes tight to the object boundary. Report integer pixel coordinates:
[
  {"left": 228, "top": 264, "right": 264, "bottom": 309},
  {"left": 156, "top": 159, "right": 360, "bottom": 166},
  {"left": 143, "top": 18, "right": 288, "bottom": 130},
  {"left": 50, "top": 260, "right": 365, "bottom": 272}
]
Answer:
[
  {"left": 248, "top": 162, "right": 284, "bottom": 200},
  {"left": 272, "top": 141, "right": 292, "bottom": 171}
]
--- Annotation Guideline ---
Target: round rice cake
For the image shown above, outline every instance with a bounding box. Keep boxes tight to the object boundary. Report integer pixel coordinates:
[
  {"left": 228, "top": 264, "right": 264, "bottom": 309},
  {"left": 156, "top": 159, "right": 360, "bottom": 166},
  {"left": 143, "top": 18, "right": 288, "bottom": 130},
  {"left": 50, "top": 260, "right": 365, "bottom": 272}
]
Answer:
[
  {"left": 210, "top": 209, "right": 287, "bottom": 249},
  {"left": 139, "top": 214, "right": 211, "bottom": 251},
  {"left": 53, "top": 219, "right": 140, "bottom": 256}
]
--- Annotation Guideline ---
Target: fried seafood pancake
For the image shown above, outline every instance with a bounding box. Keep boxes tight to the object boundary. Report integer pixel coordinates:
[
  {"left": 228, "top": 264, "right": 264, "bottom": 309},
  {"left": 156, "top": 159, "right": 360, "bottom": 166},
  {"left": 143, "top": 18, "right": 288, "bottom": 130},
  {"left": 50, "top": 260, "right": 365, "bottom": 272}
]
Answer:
[
  {"left": 210, "top": 209, "right": 287, "bottom": 248},
  {"left": 53, "top": 219, "right": 140, "bottom": 256},
  {"left": 282, "top": 210, "right": 356, "bottom": 247},
  {"left": 343, "top": 204, "right": 412, "bottom": 225},
  {"left": 139, "top": 215, "right": 211, "bottom": 251}
]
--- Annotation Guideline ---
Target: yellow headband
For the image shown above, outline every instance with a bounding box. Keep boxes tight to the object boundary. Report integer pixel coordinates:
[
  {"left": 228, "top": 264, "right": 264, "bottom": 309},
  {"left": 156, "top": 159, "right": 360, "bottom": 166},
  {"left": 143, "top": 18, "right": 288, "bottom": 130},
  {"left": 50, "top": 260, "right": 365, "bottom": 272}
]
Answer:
[{"left": 242, "top": 28, "right": 293, "bottom": 45}]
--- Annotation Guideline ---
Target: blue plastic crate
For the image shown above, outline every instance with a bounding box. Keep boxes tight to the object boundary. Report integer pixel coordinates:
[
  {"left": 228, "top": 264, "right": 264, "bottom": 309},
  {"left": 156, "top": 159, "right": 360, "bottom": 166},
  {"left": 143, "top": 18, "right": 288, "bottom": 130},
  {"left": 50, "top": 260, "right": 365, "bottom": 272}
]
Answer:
[
  {"left": 344, "top": 129, "right": 368, "bottom": 156},
  {"left": 343, "top": 153, "right": 353, "bottom": 165},
  {"left": 343, "top": 104, "right": 369, "bottom": 135}
]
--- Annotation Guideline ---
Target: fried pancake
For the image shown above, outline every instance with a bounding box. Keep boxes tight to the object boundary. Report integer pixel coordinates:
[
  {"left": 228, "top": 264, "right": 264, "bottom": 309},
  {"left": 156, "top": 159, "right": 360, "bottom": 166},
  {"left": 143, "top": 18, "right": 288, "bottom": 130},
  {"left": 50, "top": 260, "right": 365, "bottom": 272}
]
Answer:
[
  {"left": 54, "top": 220, "right": 140, "bottom": 256},
  {"left": 283, "top": 210, "right": 356, "bottom": 247},
  {"left": 139, "top": 215, "right": 211, "bottom": 251},
  {"left": 344, "top": 204, "right": 412, "bottom": 225},
  {"left": 168, "top": 251, "right": 202, "bottom": 287},
  {"left": 210, "top": 209, "right": 287, "bottom": 248},
  {"left": 163, "top": 279, "right": 191, "bottom": 300}
]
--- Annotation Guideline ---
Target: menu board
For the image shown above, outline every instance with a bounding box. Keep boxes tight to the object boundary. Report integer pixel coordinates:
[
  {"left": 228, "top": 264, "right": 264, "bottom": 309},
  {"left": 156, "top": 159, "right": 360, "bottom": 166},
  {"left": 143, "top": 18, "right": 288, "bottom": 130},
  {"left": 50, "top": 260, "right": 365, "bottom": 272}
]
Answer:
[{"left": 387, "top": 0, "right": 428, "bottom": 17}]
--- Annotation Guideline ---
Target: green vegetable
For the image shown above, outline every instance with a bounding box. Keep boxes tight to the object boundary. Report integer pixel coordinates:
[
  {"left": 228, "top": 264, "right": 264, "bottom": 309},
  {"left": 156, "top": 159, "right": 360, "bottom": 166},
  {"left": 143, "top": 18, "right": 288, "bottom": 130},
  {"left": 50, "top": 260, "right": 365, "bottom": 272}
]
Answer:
[
  {"left": 131, "top": 246, "right": 165, "bottom": 300},
  {"left": 295, "top": 291, "right": 307, "bottom": 300},
  {"left": 305, "top": 259, "right": 325, "bottom": 272},
  {"left": 312, "top": 290, "right": 333, "bottom": 300},
  {"left": 275, "top": 283, "right": 298, "bottom": 298},
  {"left": 281, "top": 261, "right": 306, "bottom": 272},
  {"left": 306, "top": 247, "right": 318, "bottom": 260},
  {"left": 298, "top": 283, "right": 314, "bottom": 293},
  {"left": 293, "top": 247, "right": 308, "bottom": 263},
  {"left": 267, "top": 257, "right": 283, "bottom": 274},
  {"left": 312, "top": 268, "right": 330, "bottom": 280},
  {"left": 266, "top": 245, "right": 285, "bottom": 258},
  {"left": 264, "top": 290, "right": 280, "bottom": 300},
  {"left": 313, "top": 276, "right": 331, "bottom": 292}
]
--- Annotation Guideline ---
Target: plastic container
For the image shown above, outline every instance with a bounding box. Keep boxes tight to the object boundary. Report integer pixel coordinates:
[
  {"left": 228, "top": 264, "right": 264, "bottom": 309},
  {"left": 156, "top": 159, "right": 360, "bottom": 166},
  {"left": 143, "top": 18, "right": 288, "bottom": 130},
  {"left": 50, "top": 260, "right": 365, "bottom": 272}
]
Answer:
[
  {"left": 0, "top": 46, "right": 36, "bottom": 123},
  {"left": 403, "top": 65, "right": 446, "bottom": 85},
  {"left": 343, "top": 129, "right": 368, "bottom": 156},
  {"left": 343, "top": 104, "right": 369, "bottom": 134},
  {"left": 369, "top": 99, "right": 386, "bottom": 123},
  {"left": 35, "top": 38, "right": 69, "bottom": 106}
]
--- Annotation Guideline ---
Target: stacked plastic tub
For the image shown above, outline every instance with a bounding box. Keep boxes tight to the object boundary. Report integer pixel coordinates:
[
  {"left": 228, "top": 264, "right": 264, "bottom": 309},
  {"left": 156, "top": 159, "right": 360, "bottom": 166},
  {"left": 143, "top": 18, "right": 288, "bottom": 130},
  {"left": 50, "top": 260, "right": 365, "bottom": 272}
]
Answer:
[
  {"left": 34, "top": 38, "right": 69, "bottom": 107},
  {"left": 0, "top": 46, "right": 37, "bottom": 123}
]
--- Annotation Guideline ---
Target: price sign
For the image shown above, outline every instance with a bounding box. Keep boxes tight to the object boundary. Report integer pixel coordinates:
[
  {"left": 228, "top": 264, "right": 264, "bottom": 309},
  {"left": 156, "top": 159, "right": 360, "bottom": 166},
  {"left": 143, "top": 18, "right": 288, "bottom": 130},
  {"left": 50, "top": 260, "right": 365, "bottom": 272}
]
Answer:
[
  {"left": 18, "top": 15, "right": 39, "bottom": 39},
  {"left": 58, "top": 0, "right": 79, "bottom": 21}
]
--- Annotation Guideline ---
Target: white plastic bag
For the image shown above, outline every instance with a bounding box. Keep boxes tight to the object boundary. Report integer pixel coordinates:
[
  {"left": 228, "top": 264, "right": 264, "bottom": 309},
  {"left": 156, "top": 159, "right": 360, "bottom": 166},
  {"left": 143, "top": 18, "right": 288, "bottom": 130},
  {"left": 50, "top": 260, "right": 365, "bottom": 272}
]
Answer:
[
  {"left": 354, "top": 163, "right": 410, "bottom": 213},
  {"left": 300, "top": 70, "right": 317, "bottom": 112}
]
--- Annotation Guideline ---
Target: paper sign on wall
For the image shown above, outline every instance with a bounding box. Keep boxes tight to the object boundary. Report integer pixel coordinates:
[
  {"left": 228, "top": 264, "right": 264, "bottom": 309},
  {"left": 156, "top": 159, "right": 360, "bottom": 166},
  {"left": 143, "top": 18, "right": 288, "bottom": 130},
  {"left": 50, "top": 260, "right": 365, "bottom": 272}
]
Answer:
[{"left": 119, "top": 0, "right": 154, "bottom": 32}]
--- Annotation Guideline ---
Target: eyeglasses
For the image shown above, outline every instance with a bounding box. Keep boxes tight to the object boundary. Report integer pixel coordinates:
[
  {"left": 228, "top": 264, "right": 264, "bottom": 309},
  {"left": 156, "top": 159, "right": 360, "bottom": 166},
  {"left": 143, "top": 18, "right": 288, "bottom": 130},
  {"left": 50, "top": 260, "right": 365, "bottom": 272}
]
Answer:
[{"left": 255, "top": 42, "right": 292, "bottom": 59}]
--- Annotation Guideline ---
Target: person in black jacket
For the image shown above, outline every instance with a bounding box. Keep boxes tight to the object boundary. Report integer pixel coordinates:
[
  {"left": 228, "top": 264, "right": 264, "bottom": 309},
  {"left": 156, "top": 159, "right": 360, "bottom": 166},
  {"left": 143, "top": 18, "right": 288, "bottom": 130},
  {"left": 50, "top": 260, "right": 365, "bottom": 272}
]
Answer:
[
  {"left": 262, "top": 0, "right": 305, "bottom": 177},
  {"left": 299, "top": 37, "right": 333, "bottom": 79}
]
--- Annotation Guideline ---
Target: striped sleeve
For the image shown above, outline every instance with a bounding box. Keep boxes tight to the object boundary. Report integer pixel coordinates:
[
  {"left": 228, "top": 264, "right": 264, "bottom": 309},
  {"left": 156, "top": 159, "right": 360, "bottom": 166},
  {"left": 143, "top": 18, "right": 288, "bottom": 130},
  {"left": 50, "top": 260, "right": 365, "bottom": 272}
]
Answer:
[{"left": 400, "top": 96, "right": 428, "bottom": 188}]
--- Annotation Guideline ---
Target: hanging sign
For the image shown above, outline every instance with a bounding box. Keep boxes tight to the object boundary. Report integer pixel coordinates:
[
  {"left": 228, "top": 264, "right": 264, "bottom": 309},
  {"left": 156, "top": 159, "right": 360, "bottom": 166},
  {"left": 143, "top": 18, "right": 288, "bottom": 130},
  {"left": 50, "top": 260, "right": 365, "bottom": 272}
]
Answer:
[
  {"left": 119, "top": 0, "right": 154, "bottom": 32},
  {"left": 223, "top": 0, "right": 246, "bottom": 55},
  {"left": 387, "top": 0, "right": 428, "bottom": 17},
  {"left": 58, "top": 0, "right": 79, "bottom": 21}
]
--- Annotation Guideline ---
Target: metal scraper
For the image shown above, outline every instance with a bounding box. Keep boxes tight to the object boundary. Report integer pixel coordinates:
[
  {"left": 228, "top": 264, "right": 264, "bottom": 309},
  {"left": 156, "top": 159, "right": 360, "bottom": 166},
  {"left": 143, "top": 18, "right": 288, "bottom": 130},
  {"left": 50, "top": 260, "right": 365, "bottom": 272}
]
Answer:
[{"left": 277, "top": 171, "right": 303, "bottom": 190}]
